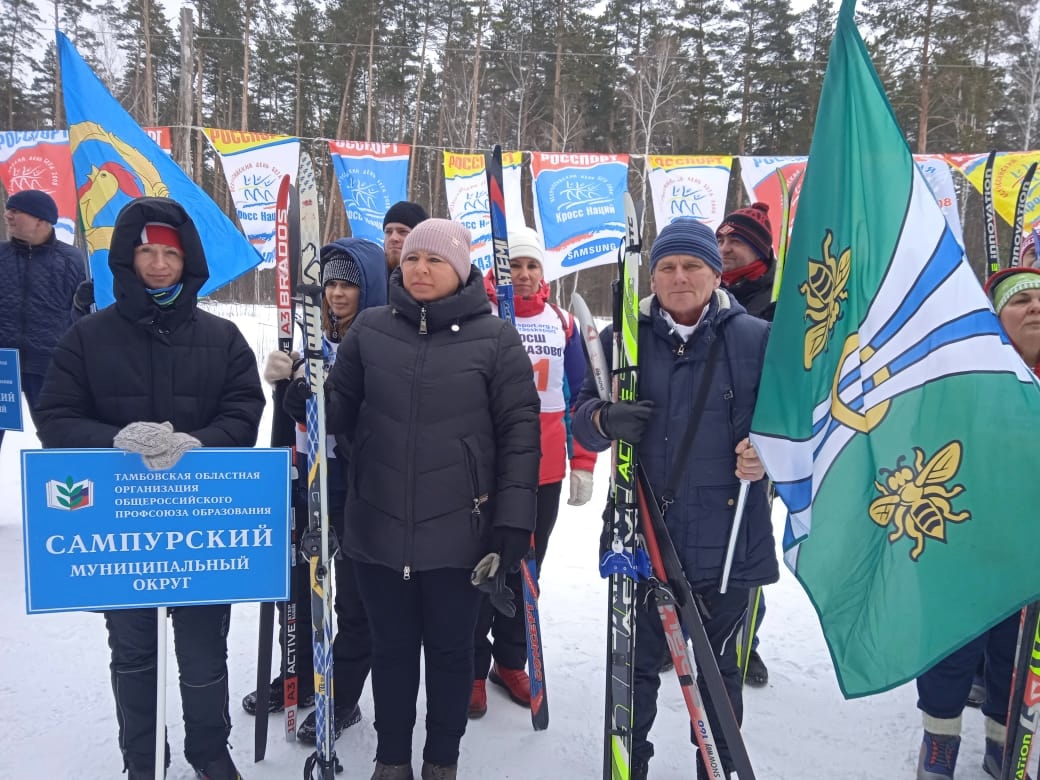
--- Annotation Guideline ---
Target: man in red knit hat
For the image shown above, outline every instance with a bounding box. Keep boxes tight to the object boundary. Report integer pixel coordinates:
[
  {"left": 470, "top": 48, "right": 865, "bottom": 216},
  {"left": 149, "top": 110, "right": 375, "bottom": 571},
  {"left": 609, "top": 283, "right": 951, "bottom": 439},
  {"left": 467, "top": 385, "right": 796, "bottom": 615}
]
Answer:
[{"left": 717, "top": 202, "right": 776, "bottom": 322}]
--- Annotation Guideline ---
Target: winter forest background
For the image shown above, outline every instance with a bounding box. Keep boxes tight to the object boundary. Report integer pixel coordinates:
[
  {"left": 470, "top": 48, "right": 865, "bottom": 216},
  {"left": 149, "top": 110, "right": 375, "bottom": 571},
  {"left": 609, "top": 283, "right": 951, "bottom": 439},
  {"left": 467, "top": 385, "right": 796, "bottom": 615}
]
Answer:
[{"left": 1, "top": 0, "right": 1038, "bottom": 305}]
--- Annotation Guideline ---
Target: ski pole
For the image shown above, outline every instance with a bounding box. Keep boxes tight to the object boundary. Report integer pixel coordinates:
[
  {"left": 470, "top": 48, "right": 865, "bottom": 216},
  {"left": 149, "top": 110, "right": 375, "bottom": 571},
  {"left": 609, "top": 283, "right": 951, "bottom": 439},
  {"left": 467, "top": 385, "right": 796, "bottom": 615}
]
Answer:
[
  {"left": 154, "top": 606, "right": 167, "bottom": 780},
  {"left": 719, "top": 480, "right": 750, "bottom": 594}
]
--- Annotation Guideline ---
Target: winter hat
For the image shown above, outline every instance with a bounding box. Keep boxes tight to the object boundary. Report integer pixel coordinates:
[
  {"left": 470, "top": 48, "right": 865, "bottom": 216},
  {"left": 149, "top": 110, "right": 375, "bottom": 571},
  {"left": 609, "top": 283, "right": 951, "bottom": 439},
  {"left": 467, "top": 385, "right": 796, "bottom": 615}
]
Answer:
[
  {"left": 321, "top": 248, "right": 361, "bottom": 287},
  {"left": 984, "top": 267, "right": 1040, "bottom": 314},
  {"left": 383, "top": 201, "right": 429, "bottom": 230},
  {"left": 507, "top": 225, "right": 544, "bottom": 265},
  {"left": 650, "top": 218, "right": 723, "bottom": 274},
  {"left": 6, "top": 189, "right": 58, "bottom": 225},
  {"left": 717, "top": 202, "right": 775, "bottom": 261},
  {"left": 1021, "top": 226, "right": 1038, "bottom": 267},
  {"left": 401, "top": 218, "right": 473, "bottom": 283},
  {"left": 138, "top": 222, "right": 183, "bottom": 253}
]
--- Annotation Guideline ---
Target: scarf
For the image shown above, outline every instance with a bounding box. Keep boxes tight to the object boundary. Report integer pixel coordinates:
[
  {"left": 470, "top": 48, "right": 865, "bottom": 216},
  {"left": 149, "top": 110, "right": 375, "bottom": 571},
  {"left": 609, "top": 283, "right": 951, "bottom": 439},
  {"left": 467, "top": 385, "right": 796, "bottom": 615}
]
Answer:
[
  {"left": 722, "top": 260, "right": 769, "bottom": 288},
  {"left": 147, "top": 282, "right": 184, "bottom": 307}
]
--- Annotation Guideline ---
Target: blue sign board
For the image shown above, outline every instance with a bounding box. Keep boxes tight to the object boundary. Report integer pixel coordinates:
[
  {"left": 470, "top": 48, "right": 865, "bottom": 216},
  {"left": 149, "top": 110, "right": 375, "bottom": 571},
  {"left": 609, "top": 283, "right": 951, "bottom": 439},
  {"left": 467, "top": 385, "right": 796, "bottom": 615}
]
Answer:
[
  {"left": 0, "top": 348, "right": 23, "bottom": 431},
  {"left": 22, "top": 448, "right": 291, "bottom": 613}
]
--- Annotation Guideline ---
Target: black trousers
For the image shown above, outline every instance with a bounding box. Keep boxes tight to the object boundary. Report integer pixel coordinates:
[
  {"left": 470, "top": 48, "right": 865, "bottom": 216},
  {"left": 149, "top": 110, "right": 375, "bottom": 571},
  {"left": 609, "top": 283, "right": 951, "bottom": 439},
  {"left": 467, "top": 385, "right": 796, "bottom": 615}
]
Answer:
[
  {"left": 355, "top": 560, "right": 482, "bottom": 766},
  {"left": 632, "top": 584, "right": 748, "bottom": 777},
  {"left": 917, "top": 609, "right": 1019, "bottom": 724},
  {"left": 473, "top": 481, "right": 562, "bottom": 677},
  {"left": 104, "top": 604, "right": 231, "bottom": 770}
]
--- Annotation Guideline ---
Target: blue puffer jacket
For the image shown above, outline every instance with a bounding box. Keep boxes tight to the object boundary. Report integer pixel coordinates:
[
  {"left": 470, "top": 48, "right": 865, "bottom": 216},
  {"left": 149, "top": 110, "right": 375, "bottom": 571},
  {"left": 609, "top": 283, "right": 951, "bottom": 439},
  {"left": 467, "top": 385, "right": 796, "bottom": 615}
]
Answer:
[
  {"left": 0, "top": 234, "right": 86, "bottom": 376},
  {"left": 573, "top": 290, "right": 779, "bottom": 590}
]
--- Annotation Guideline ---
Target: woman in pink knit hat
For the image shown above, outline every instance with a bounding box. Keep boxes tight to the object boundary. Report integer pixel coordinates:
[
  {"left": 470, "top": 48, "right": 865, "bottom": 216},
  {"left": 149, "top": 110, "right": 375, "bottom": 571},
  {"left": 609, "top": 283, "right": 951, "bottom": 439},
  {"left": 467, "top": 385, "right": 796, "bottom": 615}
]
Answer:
[{"left": 325, "top": 218, "right": 541, "bottom": 780}]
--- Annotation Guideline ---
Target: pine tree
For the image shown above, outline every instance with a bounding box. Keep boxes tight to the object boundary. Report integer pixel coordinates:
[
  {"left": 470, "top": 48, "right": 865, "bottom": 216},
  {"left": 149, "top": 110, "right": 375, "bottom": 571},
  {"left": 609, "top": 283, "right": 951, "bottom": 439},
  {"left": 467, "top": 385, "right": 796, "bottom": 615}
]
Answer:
[{"left": 0, "top": 0, "right": 44, "bottom": 128}]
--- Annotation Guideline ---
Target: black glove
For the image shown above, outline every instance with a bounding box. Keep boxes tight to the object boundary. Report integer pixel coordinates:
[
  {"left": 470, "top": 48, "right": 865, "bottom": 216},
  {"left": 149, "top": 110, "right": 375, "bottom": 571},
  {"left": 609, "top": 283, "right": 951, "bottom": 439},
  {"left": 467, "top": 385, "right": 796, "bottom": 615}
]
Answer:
[
  {"left": 494, "top": 526, "right": 532, "bottom": 575},
  {"left": 282, "top": 376, "right": 312, "bottom": 423},
  {"left": 470, "top": 528, "right": 530, "bottom": 617},
  {"left": 471, "top": 561, "right": 516, "bottom": 617},
  {"left": 73, "top": 280, "right": 94, "bottom": 313},
  {"left": 598, "top": 400, "right": 654, "bottom": 444}
]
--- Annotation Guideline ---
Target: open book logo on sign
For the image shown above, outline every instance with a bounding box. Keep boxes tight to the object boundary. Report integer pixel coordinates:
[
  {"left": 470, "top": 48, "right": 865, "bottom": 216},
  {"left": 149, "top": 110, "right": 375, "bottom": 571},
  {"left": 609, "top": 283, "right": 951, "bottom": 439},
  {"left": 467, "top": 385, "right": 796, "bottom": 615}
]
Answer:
[{"left": 46, "top": 476, "right": 93, "bottom": 511}]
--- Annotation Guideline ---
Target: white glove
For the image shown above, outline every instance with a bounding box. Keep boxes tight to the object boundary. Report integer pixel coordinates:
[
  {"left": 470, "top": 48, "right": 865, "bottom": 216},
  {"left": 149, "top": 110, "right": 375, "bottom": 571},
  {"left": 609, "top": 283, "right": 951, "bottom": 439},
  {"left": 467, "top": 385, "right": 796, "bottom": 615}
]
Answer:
[
  {"left": 115, "top": 421, "right": 202, "bottom": 471},
  {"left": 567, "top": 469, "right": 594, "bottom": 506},
  {"left": 263, "top": 350, "right": 300, "bottom": 384}
]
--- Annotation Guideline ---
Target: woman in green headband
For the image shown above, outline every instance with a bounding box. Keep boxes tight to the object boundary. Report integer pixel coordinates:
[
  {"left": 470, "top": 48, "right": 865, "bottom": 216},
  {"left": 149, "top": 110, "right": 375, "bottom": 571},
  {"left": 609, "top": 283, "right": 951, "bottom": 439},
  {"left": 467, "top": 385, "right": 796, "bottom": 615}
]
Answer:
[{"left": 984, "top": 267, "right": 1040, "bottom": 376}]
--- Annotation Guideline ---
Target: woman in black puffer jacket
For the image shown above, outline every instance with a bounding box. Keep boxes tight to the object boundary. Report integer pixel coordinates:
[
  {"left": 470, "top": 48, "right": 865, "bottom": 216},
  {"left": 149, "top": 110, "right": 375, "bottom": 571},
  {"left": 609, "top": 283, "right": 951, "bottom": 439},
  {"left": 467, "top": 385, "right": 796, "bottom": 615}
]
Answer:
[
  {"left": 326, "top": 219, "right": 540, "bottom": 780},
  {"left": 34, "top": 196, "right": 264, "bottom": 780}
]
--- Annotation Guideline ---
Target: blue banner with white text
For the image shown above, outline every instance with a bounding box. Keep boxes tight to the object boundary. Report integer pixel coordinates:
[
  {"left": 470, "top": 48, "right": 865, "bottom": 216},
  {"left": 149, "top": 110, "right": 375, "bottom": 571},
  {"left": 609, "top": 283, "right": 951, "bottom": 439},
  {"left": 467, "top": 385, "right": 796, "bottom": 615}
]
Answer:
[
  {"left": 0, "top": 348, "right": 22, "bottom": 431},
  {"left": 22, "top": 448, "right": 291, "bottom": 613}
]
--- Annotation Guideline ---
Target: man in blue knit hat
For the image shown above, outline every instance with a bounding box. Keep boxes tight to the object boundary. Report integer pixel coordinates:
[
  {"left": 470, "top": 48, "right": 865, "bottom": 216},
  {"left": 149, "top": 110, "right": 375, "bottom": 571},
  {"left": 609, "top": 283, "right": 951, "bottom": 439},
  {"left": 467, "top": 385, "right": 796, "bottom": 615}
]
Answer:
[
  {"left": 573, "top": 217, "right": 778, "bottom": 780},
  {"left": 0, "top": 189, "right": 88, "bottom": 448}
]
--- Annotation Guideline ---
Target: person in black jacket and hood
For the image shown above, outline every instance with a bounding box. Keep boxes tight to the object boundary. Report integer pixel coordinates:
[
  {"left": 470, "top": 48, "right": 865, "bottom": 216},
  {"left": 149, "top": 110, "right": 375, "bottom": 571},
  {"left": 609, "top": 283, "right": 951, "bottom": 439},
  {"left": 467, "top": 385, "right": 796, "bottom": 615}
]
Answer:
[
  {"left": 326, "top": 218, "right": 540, "bottom": 780},
  {"left": 244, "top": 237, "right": 388, "bottom": 746},
  {"left": 34, "top": 197, "right": 264, "bottom": 780}
]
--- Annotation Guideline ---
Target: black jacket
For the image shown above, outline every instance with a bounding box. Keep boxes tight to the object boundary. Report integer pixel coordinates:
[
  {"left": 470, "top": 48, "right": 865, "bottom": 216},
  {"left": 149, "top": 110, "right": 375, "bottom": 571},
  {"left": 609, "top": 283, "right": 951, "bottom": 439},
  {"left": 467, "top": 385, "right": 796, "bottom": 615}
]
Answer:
[
  {"left": 326, "top": 266, "right": 541, "bottom": 576},
  {"left": 0, "top": 232, "right": 87, "bottom": 376},
  {"left": 574, "top": 291, "right": 778, "bottom": 590},
  {"left": 35, "top": 197, "right": 264, "bottom": 449},
  {"left": 724, "top": 262, "right": 776, "bottom": 322}
]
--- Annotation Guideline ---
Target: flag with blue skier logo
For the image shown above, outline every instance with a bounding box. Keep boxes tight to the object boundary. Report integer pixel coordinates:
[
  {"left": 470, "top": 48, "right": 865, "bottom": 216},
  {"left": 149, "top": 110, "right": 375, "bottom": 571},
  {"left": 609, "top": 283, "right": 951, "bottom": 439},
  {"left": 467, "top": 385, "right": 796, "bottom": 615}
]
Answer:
[
  {"left": 58, "top": 31, "right": 262, "bottom": 308},
  {"left": 749, "top": 0, "right": 1040, "bottom": 698},
  {"left": 329, "top": 141, "right": 409, "bottom": 246}
]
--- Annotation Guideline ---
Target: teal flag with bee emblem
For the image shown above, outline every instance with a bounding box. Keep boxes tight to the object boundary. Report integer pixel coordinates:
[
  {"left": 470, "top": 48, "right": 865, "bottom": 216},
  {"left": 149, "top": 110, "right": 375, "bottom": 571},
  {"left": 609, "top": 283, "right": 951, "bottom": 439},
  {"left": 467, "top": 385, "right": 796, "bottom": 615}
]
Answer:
[{"left": 749, "top": 0, "right": 1040, "bottom": 698}]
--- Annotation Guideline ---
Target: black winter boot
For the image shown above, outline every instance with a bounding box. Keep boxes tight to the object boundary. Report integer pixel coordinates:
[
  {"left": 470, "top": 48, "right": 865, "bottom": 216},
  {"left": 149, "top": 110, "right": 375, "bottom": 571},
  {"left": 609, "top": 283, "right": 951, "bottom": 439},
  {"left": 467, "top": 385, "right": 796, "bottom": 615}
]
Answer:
[
  {"left": 744, "top": 649, "right": 769, "bottom": 687},
  {"left": 420, "top": 762, "right": 457, "bottom": 780},
  {"left": 241, "top": 676, "right": 315, "bottom": 714},
  {"left": 297, "top": 702, "right": 362, "bottom": 744},
  {"left": 371, "top": 762, "right": 414, "bottom": 780},
  {"left": 193, "top": 747, "right": 243, "bottom": 780},
  {"left": 127, "top": 765, "right": 164, "bottom": 780}
]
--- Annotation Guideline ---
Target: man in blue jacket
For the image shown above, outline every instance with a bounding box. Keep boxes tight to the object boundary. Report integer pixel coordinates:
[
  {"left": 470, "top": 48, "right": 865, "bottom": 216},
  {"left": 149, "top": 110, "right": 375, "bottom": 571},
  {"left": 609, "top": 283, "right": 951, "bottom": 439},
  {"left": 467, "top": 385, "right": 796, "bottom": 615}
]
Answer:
[
  {"left": 573, "top": 218, "right": 778, "bottom": 780},
  {"left": 0, "top": 189, "right": 88, "bottom": 447}
]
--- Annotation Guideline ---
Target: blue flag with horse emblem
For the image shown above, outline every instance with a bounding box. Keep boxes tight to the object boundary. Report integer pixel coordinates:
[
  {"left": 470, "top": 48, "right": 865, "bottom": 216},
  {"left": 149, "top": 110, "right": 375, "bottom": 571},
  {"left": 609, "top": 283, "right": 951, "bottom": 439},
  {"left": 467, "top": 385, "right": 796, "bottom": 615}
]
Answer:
[
  {"left": 57, "top": 31, "right": 263, "bottom": 308},
  {"left": 749, "top": 0, "right": 1040, "bottom": 698}
]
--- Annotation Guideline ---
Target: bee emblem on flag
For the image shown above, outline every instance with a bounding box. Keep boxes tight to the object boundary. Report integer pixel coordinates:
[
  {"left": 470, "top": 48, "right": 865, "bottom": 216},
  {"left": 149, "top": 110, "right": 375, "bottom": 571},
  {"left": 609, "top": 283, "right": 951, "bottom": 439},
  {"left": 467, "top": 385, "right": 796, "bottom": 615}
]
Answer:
[
  {"left": 800, "top": 230, "right": 851, "bottom": 370},
  {"left": 868, "top": 441, "right": 971, "bottom": 561}
]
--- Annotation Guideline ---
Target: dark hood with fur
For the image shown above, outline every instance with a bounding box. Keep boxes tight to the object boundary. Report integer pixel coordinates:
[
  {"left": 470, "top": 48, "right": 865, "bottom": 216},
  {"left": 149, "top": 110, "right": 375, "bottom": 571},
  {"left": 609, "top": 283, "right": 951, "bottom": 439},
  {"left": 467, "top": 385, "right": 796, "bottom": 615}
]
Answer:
[{"left": 109, "top": 197, "right": 209, "bottom": 327}]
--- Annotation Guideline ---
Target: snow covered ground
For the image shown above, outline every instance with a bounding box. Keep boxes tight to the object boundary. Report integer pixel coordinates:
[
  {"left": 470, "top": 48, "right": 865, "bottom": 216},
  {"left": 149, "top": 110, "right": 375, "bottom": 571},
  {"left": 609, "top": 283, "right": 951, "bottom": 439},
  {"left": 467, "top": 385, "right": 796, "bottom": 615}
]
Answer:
[{"left": 0, "top": 303, "right": 1027, "bottom": 779}]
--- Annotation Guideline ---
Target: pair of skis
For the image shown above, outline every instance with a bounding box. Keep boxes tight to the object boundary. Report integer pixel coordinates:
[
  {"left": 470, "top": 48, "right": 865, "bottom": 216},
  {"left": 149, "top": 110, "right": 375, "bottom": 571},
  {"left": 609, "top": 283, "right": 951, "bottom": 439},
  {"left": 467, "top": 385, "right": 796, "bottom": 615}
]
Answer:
[
  {"left": 253, "top": 159, "right": 341, "bottom": 778},
  {"left": 254, "top": 176, "right": 303, "bottom": 761},
  {"left": 597, "top": 194, "right": 647, "bottom": 780},
  {"left": 485, "top": 144, "right": 549, "bottom": 732},
  {"left": 296, "top": 156, "right": 343, "bottom": 780},
  {"left": 983, "top": 151, "right": 1037, "bottom": 273}
]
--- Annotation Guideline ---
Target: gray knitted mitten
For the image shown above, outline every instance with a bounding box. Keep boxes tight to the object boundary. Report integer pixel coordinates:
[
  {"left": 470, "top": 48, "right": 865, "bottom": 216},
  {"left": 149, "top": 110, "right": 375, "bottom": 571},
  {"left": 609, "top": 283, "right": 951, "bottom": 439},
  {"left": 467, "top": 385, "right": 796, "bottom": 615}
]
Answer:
[
  {"left": 142, "top": 432, "right": 202, "bottom": 471},
  {"left": 114, "top": 421, "right": 201, "bottom": 470},
  {"left": 113, "top": 421, "right": 175, "bottom": 455}
]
